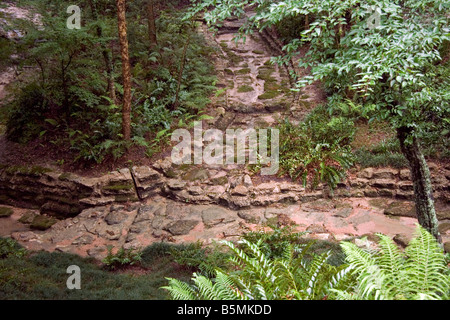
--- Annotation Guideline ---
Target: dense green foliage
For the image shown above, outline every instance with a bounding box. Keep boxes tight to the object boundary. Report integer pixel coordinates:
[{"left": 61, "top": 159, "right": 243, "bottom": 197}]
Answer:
[
  {"left": 334, "top": 225, "right": 450, "bottom": 300},
  {"left": 277, "top": 105, "right": 355, "bottom": 189},
  {"left": 2, "top": 0, "right": 217, "bottom": 163},
  {"left": 102, "top": 246, "right": 143, "bottom": 270},
  {"left": 163, "top": 238, "right": 354, "bottom": 300},
  {"left": 163, "top": 225, "right": 449, "bottom": 300}
]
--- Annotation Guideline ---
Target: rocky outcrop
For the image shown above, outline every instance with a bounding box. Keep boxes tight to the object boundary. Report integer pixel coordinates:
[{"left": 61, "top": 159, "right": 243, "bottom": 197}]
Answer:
[{"left": 1, "top": 162, "right": 448, "bottom": 219}]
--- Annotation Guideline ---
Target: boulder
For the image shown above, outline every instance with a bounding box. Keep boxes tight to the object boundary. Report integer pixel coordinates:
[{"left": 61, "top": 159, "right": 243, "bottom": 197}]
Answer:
[
  {"left": 370, "top": 179, "right": 397, "bottom": 189},
  {"left": 384, "top": 201, "right": 416, "bottom": 218},
  {"left": 30, "top": 215, "right": 58, "bottom": 230},
  {"left": 357, "top": 168, "right": 374, "bottom": 179},
  {"left": 237, "top": 210, "right": 261, "bottom": 223},
  {"left": 0, "top": 206, "right": 13, "bottom": 217},
  {"left": 232, "top": 185, "right": 248, "bottom": 196},
  {"left": 444, "top": 242, "right": 450, "bottom": 254},
  {"left": 104, "top": 211, "right": 128, "bottom": 225},
  {"left": 202, "top": 206, "right": 236, "bottom": 227},
  {"left": 183, "top": 168, "right": 210, "bottom": 181},
  {"left": 372, "top": 168, "right": 398, "bottom": 180},
  {"left": 164, "top": 220, "right": 199, "bottom": 235}
]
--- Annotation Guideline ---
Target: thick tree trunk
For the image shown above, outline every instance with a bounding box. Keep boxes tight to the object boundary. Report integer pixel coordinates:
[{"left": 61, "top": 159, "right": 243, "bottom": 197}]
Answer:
[
  {"left": 116, "top": 0, "right": 132, "bottom": 141},
  {"left": 147, "top": 0, "right": 158, "bottom": 49},
  {"left": 397, "top": 126, "right": 442, "bottom": 243}
]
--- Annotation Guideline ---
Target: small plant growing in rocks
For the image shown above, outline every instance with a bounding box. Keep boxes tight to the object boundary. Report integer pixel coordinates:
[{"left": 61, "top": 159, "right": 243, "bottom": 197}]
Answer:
[{"left": 102, "top": 246, "right": 143, "bottom": 270}]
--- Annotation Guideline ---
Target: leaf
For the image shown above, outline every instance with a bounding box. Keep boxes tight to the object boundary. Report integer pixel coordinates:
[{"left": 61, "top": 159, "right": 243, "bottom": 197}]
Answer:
[{"left": 45, "top": 119, "right": 58, "bottom": 126}]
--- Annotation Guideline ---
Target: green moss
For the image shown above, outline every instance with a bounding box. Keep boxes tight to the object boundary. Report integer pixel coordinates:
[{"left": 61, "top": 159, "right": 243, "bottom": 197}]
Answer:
[
  {"left": 102, "top": 184, "right": 133, "bottom": 191},
  {"left": 4, "top": 165, "right": 52, "bottom": 175},
  {"left": 18, "top": 211, "right": 37, "bottom": 224},
  {"left": 237, "top": 85, "right": 254, "bottom": 93},
  {"left": 252, "top": 50, "right": 264, "bottom": 55},
  {"left": 264, "top": 81, "right": 280, "bottom": 91},
  {"left": 165, "top": 169, "right": 178, "bottom": 178},
  {"left": 224, "top": 68, "right": 234, "bottom": 75},
  {"left": 236, "top": 68, "right": 251, "bottom": 75},
  {"left": 257, "top": 67, "right": 276, "bottom": 82},
  {"left": 58, "top": 172, "right": 73, "bottom": 181},
  {"left": 30, "top": 215, "right": 58, "bottom": 230},
  {"left": 210, "top": 176, "right": 228, "bottom": 185},
  {"left": 258, "top": 91, "right": 282, "bottom": 100},
  {"left": 0, "top": 206, "right": 13, "bottom": 218}
]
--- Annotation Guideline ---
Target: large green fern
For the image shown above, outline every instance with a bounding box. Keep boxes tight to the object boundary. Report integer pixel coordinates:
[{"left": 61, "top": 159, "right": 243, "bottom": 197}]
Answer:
[
  {"left": 162, "top": 239, "right": 354, "bottom": 300},
  {"left": 332, "top": 225, "right": 449, "bottom": 300}
]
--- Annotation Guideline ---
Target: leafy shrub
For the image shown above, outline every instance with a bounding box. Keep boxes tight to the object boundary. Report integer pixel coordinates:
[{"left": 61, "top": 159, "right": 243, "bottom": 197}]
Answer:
[
  {"left": 169, "top": 241, "right": 232, "bottom": 278},
  {"left": 241, "top": 225, "right": 307, "bottom": 259},
  {"left": 277, "top": 116, "right": 355, "bottom": 189},
  {"left": 102, "top": 246, "right": 143, "bottom": 270},
  {"left": 0, "top": 238, "right": 27, "bottom": 259},
  {"left": 5, "top": 83, "right": 49, "bottom": 143}
]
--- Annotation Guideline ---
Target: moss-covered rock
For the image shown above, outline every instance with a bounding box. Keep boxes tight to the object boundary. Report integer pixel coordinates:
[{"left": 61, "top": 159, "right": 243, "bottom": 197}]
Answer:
[
  {"left": 182, "top": 168, "right": 210, "bottom": 181},
  {"left": 237, "top": 85, "right": 254, "bottom": 93},
  {"left": 252, "top": 49, "right": 264, "bottom": 55},
  {"left": 4, "top": 165, "right": 52, "bottom": 176},
  {"left": 0, "top": 206, "right": 13, "bottom": 218},
  {"left": 18, "top": 211, "right": 37, "bottom": 224},
  {"left": 58, "top": 172, "right": 73, "bottom": 181},
  {"left": 258, "top": 90, "right": 281, "bottom": 100},
  {"left": 224, "top": 68, "right": 234, "bottom": 75},
  {"left": 236, "top": 68, "right": 251, "bottom": 75},
  {"left": 30, "top": 215, "right": 58, "bottom": 230}
]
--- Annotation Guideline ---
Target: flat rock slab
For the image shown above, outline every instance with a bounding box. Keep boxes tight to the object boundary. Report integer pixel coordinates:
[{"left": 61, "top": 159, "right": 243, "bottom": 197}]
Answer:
[
  {"left": 384, "top": 201, "right": 416, "bottom": 218},
  {"left": 201, "top": 206, "right": 237, "bottom": 227},
  {"left": 164, "top": 220, "right": 200, "bottom": 235}
]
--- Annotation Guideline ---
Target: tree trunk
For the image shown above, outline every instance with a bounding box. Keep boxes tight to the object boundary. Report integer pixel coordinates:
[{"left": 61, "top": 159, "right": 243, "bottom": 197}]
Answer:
[
  {"left": 397, "top": 126, "right": 442, "bottom": 243},
  {"left": 116, "top": 0, "right": 132, "bottom": 141},
  {"left": 174, "top": 33, "right": 190, "bottom": 108},
  {"left": 88, "top": 0, "right": 117, "bottom": 104},
  {"left": 147, "top": 0, "right": 157, "bottom": 49}
]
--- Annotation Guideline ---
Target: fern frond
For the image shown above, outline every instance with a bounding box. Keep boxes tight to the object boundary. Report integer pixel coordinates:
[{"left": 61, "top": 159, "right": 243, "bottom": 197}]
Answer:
[
  {"left": 213, "top": 271, "right": 242, "bottom": 300},
  {"left": 404, "top": 224, "right": 449, "bottom": 298},
  {"left": 375, "top": 233, "right": 406, "bottom": 298},
  {"left": 304, "top": 251, "right": 331, "bottom": 299},
  {"left": 162, "top": 277, "right": 198, "bottom": 300}
]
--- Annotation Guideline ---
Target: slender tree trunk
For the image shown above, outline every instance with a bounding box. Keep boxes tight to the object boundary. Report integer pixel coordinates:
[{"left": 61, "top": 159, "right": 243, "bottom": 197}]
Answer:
[
  {"left": 147, "top": 0, "right": 157, "bottom": 49},
  {"left": 174, "top": 33, "right": 190, "bottom": 108},
  {"left": 397, "top": 126, "right": 442, "bottom": 243},
  {"left": 116, "top": 0, "right": 132, "bottom": 141},
  {"left": 88, "top": 0, "right": 117, "bottom": 104}
]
